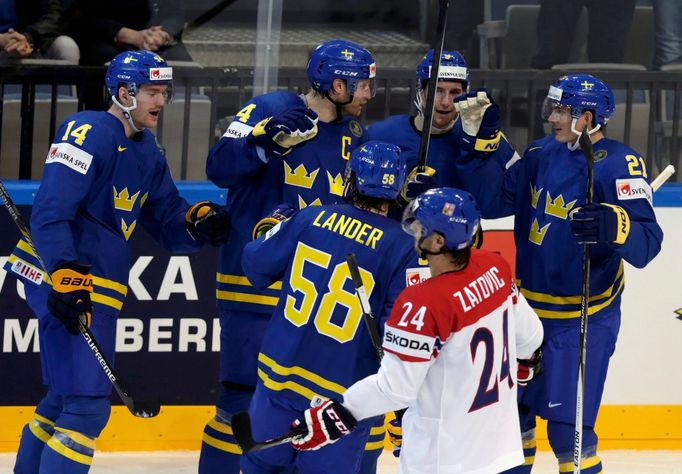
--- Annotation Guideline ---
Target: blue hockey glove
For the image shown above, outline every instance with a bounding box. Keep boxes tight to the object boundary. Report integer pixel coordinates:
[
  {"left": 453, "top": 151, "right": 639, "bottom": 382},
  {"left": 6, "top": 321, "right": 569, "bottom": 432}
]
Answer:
[
  {"left": 246, "top": 106, "right": 319, "bottom": 159},
  {"left": 387, "top": 410, "right": 405, "bottom": 458},
  {"left": 291, "top": 399, "right": 357, "bottom": 451},
  {"left": 186, "top": 201, "right": 231, "bottom": 246},
  {"left": 455, "top": 89, "right": 502, "bottom": 153},
  {"left": 252, "top": 203, "right": 297, "bottom": 239},
  {"left": 400, "top": 166, "right": 437, "bottom": 202},
  {"left": 569, "top": 203, "right": 630, "bottom": 245},
  {"left": 517, "top": 348, "right": 543, "bottom": 386},
  {"left": 48, "top": 262, "right": 93, "bottom": 335}
]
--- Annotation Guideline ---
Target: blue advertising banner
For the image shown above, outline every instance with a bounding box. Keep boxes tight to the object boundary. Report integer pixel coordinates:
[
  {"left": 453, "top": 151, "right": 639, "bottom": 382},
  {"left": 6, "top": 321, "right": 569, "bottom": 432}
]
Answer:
[{"left": 0, "top": 182, "right": 228, "bottom": 406}]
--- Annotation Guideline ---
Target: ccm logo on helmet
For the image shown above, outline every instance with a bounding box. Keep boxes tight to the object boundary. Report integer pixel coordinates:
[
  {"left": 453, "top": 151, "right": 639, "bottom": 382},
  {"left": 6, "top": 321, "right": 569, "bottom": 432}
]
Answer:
[{"left": 333, "top": 70, "right": 359, "bottom": 77}]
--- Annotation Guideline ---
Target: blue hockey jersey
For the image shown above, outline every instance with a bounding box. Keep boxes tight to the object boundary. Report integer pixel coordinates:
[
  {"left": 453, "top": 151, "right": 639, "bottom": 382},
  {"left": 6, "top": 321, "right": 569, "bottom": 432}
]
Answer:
[
  {"left": 5, "top": 111, "right": 201, "bottom": 316},
  {"left": 458, "top": 135, "right": 663, "bottom": 321},
  {"left": 241, "top": 203, "right": 423, "bottom": 406},
  {"left": 206, "top": 91, "right": 367, "bottom": 314}
]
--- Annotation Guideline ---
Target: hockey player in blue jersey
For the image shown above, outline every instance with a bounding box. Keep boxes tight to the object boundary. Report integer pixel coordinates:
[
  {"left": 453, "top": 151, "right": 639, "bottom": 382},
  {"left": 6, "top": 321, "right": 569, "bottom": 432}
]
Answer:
[
  {"left": 239, "top": 141, "right": 422, "bottom": 473},
  {"left": 366, "top": 49, "right": 516, "bottom": 206},
  {"left": 454, "top": 74, "right": 663, "bottom": 473},
  {"left": 8, "top": 50, "right": 230, "bottom": 474},
  {"left": 199, "top": 39, "right": 381, "bottom": 473}
]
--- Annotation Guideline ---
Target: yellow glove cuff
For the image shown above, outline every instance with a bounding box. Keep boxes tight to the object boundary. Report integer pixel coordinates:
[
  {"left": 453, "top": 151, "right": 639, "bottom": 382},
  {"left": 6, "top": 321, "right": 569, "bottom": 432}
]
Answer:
[
  {"left": 604, "top": 203, "right": 630, "bottom": 244},
  {"left": 473, "top": 131, "right": 501, "bottom": 152}
]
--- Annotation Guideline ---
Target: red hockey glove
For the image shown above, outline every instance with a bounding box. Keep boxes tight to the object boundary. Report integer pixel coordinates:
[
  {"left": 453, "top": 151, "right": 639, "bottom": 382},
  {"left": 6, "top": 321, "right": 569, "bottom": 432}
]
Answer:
[
  {"left": 517, "top": 349, "right": 543, "bottom": 386},
  {"left": 251, "top": 203, "right": 297, "bottom": 240},
  {"left": 186, "top": 201, "right": 231, "bottom": 246},
  {"left": 290, "top": 399, "right": 357, "bottom": 451},
  {"left": 48, "top": 262, "right": 93, "bottom": 335}
]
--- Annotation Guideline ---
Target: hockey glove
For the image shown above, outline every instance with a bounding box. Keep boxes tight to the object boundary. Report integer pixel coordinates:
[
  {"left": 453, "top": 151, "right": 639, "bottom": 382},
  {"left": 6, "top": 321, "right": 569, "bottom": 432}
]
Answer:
[
  {"left": 48, "top": 262, "right": 93, "bottom": 335},
  {"left": 387, "top": 410, "right": 405, "bottom": 458},
  {"left": 186, "top": 201, "right": 231, "bottom": 246},
  {"left": 400, "top": 166, "right": 437, "bottom": 203},
  {"left": 569, "top": 203, "right": 630, "bottom": 245},
  {"left": 454, "top": 89, "right": 502, "bottom": 153},
  {"left": 252, "top": 203, "right": 297, "bottom": 240},
  {"left": 290, "top": 399, "right": 357, "bottom": 451},
  {"left": 246, "top": 106, "right": 319, "bottom": 159},
  {"left": 517, "top": 348, "right": 543, "bottom": 386},
  {"left": 472, "top": 224, "right": 484, "bottom": 249}
]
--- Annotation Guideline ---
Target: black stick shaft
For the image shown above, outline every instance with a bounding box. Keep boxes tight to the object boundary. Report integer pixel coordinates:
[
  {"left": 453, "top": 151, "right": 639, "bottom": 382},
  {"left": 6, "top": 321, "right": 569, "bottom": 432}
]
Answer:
[
  {"left": 417, "top": 0, "right": 450, "bottom": 172},
  {"left": 573, "top": 130, "right": 594, "bottom": 472},
  {"left": 346, "top": 253, "right": 384, "bottom": 361}
]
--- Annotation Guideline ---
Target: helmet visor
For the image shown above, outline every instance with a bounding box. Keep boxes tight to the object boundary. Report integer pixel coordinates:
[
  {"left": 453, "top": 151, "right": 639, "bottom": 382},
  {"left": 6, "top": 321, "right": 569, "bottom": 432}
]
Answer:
[
  {"left": 401, "top": 199, "right": 425, "bottom": 237},
  {"left": 541, "top": 97, "right": 573, "bottom": 122}
]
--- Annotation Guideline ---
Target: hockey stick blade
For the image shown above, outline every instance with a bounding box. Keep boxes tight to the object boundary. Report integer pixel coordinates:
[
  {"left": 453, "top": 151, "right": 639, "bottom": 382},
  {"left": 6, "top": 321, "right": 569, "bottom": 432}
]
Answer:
[
  {"left": 232, "top": 411, "right": 305, "bottom": 452},
  {"left": 0, "top": 180, "right": 160, "bottom": 419}
]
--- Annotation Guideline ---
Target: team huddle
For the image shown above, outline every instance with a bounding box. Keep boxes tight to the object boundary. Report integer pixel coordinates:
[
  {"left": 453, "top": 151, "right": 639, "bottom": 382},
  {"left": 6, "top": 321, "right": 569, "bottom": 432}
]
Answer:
[{"left": 5, "top": 38, "right": 663, "bottom": 474}]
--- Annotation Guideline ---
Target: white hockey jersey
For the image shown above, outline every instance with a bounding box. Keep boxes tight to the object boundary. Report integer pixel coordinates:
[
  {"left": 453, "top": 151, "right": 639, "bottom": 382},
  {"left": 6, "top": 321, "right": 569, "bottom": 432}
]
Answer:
[{"left": 343, "top": 249, "right": 543, "bottom": 474}]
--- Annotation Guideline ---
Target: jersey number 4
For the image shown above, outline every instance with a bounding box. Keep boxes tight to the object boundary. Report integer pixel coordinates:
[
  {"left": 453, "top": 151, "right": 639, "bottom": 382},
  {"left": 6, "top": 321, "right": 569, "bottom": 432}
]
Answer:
[
  {"left": 285, "top": 242, "right": 376, "bottom": 343},
  {"left": 468, "top": 309, "right": 513, "bottom": 412}
]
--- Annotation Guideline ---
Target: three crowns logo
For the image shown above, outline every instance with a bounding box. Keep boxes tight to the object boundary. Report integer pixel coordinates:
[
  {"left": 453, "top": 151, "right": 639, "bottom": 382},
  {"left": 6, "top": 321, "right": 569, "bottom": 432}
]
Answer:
[
  {"left": 327, "top": 171, "right": 344, "bottom": 196},
  {"left": 529, "top": 218, "right": 550, "bottom": 246},
  {"left": 113, "top": 187, "right": 140, "bottom": 212},
  {"left": 530, "top": 183, "right": 543, "bottom": 209},
  {"left": 284, "top": 162, "right": 319, "bottom": 189},
  {"left": 545, "top": 192, "right": 577, "bottom": 220}
]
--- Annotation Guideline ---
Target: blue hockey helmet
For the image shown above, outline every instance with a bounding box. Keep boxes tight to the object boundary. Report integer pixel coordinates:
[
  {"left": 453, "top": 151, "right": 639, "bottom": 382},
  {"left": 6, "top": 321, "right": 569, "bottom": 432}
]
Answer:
[
  {"left": 105, "top": 50, "right": 174, "bottom": 104},
  {"left": 416, "top": 49, "right": 469, "bottom": 92},
  {"left": 541, "top": 74, "right": 615, "bottom": 126},
  {"left": 402, "top": 187, "right": 481, "bottom": 251},
  {"left": 344, "top": 141, "right": 406, "bottom": 200},
  {"left": 307, "top": 39, "right": 377, "bottom": 97}
]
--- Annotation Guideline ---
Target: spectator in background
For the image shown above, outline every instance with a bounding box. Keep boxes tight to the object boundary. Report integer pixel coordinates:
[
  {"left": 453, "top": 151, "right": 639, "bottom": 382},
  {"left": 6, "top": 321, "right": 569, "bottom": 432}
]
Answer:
[
  {"left": 68, "top": 0, "right": 192, "bottom": 109},
  {"left": 653, "top": 0, "right": 682, "bottom": 69},
  {"left": 0, "top": 0, "right": 79, "bottom": 63},
  {"left": 531, "top": 0, "right": 636, "bottom": 69}
]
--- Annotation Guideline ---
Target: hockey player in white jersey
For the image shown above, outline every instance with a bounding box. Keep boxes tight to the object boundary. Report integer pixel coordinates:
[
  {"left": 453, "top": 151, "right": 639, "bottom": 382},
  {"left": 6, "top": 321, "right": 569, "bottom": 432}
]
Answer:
[{"left": 290, "top": 188, "right": 544, "bottom": 474}]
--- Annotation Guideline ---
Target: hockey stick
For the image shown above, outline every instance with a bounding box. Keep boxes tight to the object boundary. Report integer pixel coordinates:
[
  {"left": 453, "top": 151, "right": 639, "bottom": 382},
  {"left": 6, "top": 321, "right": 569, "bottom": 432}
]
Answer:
[
  {"left": 231, "top": 410, "right": 307, "bottom": 452},
  {"left": 416, "top": 0, "right": 450, "bottom": 172},
  {"left": 0, "top": 180, "right": 160, "bottom": 418},
  {"left": 573, "top": 130, "right": 594, "bottom": 473},
  {"left": 651, "top": 164, "right": 675, "bottom": 191},
  {"left": 346, "top": 253, "right": 384, "bottom": 361}
]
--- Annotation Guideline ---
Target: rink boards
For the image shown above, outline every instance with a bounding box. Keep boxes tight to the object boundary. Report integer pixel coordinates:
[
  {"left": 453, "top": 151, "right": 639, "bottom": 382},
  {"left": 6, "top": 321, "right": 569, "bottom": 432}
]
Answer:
[{"left": 1, "top": 181, "right": 681, "bottom": 451}]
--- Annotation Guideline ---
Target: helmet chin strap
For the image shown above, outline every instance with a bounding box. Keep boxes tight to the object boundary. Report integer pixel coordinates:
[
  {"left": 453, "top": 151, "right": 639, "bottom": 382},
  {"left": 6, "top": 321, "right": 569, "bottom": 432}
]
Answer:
[
  {"left": 417, "top": 237, "right": 447, "bottom": 259},
  {"left": 112, "top": 94, "right": 144, "bottom": 133},
  {"left": 325, "top": 91, "right": 353, "bottom": 123},
  {"left": 567, "top": 118, "right": 601, "bottom": 151}
]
